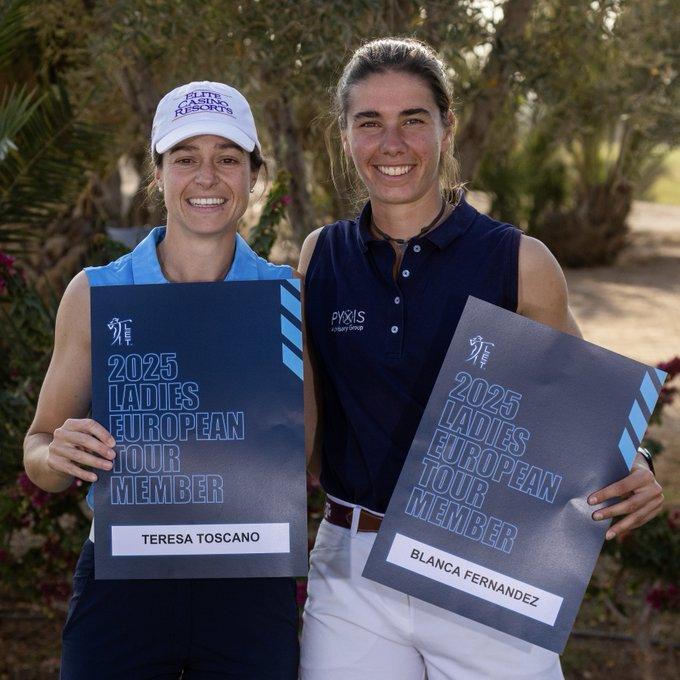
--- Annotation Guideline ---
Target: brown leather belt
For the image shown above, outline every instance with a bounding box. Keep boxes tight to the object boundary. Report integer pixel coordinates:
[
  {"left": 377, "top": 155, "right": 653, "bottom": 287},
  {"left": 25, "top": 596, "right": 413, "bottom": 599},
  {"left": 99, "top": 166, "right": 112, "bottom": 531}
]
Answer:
[{"left": 323, "top": 497, "right": 383, "bottom": 532}]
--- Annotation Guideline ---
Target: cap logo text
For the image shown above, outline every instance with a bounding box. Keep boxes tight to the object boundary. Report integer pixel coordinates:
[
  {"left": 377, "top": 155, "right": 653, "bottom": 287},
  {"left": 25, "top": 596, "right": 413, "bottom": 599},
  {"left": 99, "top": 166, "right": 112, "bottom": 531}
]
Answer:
[{"left": 174, "top": 90, "right": 234, "bottom": 118}]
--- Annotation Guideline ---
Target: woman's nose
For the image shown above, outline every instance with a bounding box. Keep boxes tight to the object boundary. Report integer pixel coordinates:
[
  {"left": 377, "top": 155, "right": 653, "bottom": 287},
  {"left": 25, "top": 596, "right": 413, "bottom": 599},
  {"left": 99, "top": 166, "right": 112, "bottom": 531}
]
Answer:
[
  {"left": 379, "top": 125, "right": 407, "bottom": 155},
  {"left": 195, "top": 163, "right": 218, "bottom": 187}
]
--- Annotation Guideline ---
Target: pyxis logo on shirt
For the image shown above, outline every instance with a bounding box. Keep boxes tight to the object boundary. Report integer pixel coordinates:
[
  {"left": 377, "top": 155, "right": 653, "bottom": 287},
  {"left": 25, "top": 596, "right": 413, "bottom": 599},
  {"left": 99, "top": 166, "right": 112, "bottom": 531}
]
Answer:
[{"left": 330, "top": 309, "right": 366, "bottom": 333}]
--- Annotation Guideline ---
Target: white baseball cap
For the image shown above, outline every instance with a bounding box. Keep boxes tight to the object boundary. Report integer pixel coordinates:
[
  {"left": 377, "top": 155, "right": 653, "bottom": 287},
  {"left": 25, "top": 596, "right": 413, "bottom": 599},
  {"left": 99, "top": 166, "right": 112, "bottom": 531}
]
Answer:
[{"left": 151, "top": 81, "right": 260, "bottom": 154}]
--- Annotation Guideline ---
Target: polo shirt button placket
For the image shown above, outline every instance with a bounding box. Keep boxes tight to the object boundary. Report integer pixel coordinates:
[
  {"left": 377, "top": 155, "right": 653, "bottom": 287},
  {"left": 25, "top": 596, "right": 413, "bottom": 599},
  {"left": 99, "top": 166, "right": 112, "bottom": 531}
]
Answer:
[{"left": 389, "top": 276, "right": 406, "bottom": 357}]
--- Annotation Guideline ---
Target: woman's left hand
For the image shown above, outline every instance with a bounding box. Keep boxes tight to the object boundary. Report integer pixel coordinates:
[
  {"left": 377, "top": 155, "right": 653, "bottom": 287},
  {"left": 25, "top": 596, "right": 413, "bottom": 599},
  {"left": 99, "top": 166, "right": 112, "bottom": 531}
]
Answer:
[{"left": 588, "top": 451, "right": 664, "bottom": 540}]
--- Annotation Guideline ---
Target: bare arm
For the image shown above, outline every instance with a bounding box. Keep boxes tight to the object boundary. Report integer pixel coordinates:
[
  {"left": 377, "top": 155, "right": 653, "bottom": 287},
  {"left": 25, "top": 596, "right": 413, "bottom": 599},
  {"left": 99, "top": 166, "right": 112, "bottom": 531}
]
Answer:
[
  {"left": 299, "top": 228, "right": 324, "bottom": 477},
  {"left": 516, "top": 235, "right": 663, "bottom": 539},
  {"left": 516, "top": 235, "right": 581, "bottom": 336},
  {"left": 23, "top": 271, "right": 116, "bottom": 492}
]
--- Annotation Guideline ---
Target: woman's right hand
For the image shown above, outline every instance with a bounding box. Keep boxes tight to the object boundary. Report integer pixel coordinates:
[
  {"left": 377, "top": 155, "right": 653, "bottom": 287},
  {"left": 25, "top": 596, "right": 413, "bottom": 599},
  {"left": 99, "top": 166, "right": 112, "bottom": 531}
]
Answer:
[{"left": 47, "top": 418, "right": 117, "bottom": 483}]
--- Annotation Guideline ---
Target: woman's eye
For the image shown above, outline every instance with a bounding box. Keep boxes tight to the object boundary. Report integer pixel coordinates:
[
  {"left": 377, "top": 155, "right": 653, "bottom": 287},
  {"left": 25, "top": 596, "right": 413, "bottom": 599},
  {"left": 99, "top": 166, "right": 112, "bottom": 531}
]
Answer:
[
  {"left": 404, "top": 118, "right": 424, "bottom": 126},
  {"left": 175, "top": 157, "right": 195, "bottom": 164},
  {"left": 359, "top": 121, "right": 379, "bottom": 128}
]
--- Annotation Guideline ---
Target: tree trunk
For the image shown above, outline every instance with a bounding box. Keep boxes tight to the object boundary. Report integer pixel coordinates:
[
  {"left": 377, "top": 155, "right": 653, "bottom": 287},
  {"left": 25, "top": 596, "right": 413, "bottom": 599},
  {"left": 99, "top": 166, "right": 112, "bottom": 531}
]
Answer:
[
  {"left": 457, "top": 0, "right": 536, "bottom": 182},
  {"left": 633, "top": 600, "right": 657, "bottom": 680},
  {"left": 265, "top": 93, "right": 314, "bottom": 245},
  {"left": 113, "top": 56, "right": 160, "bottom": 132},
  {"left": 530, "top": 179, "right": 632, "bottom": 266}
]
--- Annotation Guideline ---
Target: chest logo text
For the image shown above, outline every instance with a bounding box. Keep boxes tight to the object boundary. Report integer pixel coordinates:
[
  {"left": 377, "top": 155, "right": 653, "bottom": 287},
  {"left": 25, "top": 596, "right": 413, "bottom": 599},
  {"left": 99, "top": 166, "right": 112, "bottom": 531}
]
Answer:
[{"left": 331, "top": 309, "right": 365, "bottom": 333}]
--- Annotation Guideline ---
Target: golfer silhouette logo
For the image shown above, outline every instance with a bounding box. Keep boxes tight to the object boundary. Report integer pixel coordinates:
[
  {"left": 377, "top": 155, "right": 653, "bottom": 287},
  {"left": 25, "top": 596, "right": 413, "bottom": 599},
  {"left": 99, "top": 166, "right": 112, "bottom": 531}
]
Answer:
[
  {"left": 108, "top": 317, "right": 133, "bottom": 347},
  {"left": 466, "top": 335, "right": 494, "bottom": 369}
]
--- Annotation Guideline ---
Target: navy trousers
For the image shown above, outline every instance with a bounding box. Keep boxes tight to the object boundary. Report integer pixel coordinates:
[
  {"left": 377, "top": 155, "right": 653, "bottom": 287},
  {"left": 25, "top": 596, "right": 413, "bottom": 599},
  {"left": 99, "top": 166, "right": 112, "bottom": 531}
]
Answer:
[{"left": 61, "top": 541, "right": 299, "bottom": 679}]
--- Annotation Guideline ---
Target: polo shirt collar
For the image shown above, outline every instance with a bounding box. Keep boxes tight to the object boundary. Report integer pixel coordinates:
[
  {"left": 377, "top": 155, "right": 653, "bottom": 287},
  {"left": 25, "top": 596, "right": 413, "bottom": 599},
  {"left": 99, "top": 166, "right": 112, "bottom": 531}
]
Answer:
[
  {"left": 357, "top": 195, "right": 477, "bottom": 253},
  {"left": 131, "top": 226, "right": 259, "bottom": 284},
  {"left": 226, "top": 233, "right": 260, "bottom": 281}
]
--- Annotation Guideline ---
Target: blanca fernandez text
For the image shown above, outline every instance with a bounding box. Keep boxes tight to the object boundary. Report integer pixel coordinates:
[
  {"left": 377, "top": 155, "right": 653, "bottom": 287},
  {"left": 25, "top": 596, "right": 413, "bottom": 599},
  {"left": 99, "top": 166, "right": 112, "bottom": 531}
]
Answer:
[
  {"left": 409, "top": 547, "right": 540, "bottom": 607},
  {"left": 405, "top": 371, "right": 563, "bottom": 554},
  {"left": 106, "top": 352, "right": 243, "bottom": 505}
]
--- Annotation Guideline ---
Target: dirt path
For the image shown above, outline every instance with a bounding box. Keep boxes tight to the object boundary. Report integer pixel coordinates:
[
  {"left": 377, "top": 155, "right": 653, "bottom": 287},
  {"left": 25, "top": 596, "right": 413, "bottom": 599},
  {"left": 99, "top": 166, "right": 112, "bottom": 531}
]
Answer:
[{"left": 565, "top": 201, "right": 680, "bottom": 500}]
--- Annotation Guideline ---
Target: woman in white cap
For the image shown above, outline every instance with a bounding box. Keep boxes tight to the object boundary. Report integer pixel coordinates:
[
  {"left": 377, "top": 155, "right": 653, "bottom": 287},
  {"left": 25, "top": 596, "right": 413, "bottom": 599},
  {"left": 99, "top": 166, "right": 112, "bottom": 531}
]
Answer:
[{"left": 24, "top": 82, "right": 299, "bottom": 679}]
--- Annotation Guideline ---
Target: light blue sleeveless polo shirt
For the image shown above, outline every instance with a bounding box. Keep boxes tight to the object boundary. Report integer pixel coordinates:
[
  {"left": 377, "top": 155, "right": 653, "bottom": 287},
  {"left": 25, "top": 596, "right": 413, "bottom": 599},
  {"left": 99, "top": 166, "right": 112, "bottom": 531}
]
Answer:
[{"left": 84, "top": 226, "right": 293, "bottom": 510}]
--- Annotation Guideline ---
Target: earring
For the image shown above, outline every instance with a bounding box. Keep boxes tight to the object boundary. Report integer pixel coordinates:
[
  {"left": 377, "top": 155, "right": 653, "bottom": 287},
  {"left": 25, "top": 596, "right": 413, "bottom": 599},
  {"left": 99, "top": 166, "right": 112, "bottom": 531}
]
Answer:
[
  {"left": 158, "top": 185, "right": 163, "bottom": 194},
  {"left": 250, "top": 188, "right": 254, "bottom": 194}
]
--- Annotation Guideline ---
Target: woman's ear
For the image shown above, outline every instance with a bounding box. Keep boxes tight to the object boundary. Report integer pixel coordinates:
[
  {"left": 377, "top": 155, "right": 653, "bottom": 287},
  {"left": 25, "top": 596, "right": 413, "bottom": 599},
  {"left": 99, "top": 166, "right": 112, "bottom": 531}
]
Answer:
[
  {"left": 154, "top": 166, "right": 163, "bottom": 193},
  {"left": 441, "top": 109, "right": 456, "bottom": 152},
  {"left": 250, "top": 167, "right": 260, "bottom": 193}
]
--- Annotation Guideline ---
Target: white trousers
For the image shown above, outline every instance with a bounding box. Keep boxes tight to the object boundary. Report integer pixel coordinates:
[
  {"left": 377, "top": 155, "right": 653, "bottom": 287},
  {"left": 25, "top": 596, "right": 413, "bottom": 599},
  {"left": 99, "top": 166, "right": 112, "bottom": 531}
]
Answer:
[{"left": 300, "top": 518, "right": 564, "bottom": 680}]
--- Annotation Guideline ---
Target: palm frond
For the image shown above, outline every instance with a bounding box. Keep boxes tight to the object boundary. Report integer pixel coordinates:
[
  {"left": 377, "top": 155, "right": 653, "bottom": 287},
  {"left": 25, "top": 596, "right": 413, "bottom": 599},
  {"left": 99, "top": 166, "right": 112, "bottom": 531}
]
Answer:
[
  {"left": 0, "top": 85, "right": 40, "bottom": 158},
  {"left": 0, "top": 0, "right": 29, "bottom": 69},
  {"left": 0, "top": 84, "right": 108, "bottom": 254}
]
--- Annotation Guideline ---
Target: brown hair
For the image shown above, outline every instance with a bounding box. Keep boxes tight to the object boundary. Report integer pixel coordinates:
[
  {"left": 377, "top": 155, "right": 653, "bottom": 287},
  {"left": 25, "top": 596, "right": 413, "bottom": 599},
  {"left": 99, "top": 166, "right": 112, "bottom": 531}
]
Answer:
[{"left": 328, "top": 37, "right": 462, "bottom": 204}]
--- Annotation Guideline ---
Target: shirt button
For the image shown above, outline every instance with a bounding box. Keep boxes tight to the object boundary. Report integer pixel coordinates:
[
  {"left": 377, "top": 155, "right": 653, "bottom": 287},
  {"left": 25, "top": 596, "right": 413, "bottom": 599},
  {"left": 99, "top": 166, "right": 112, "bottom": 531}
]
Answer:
[
  {"left": 413, "top": 244, "right": 421, "bottom": 253},
  {"left": 402, "top": 269, "right": 410, "bottom": 278},
  {"left": 391, "top": 325, "right": 399, "bottom": 334},
  {"left": 394, "top": 296, "right": 401, "bottom": 304}
]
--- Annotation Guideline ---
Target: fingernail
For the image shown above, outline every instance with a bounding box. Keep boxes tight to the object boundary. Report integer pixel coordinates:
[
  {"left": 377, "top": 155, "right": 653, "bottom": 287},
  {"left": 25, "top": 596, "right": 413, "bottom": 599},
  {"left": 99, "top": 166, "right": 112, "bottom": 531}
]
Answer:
[
  {"left": 108, "top": 438, "right": 115, "bottom": 446},
  {"left": 606, "top": 530, "right": 615, "bottom": 540},
  {"left": 588, "top": 496, "right": 597, "bottom": 505},
  {"left": 108, "top": 450, "right": 116, "bottom": 459},
  {"left": 593, "top": 512, "right": 602, "bottom": 521}
]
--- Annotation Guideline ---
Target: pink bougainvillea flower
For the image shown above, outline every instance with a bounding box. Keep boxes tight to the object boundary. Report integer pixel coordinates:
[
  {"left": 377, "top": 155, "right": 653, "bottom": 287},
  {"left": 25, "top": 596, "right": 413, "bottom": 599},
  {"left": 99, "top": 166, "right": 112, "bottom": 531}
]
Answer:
[
  {"left": 0, "top": 251, "right": 15, "bottom": 268},
  {"left": 659, "top": 385, "right": 678, "bottom": 406},
  {"left": 657, "top": 356, "right": 680, "bottom": 377},
  {"left": 646, "top": 583, "right": 680, "bottom": 611},
  {"left": 667, "top": 508, "right": 680, "bottom": 530},
  {"left": 17, "top": 472, "right": 34, "bottom": 494},
  {"left": 17, "top": 471, "right": 50, "bottom": 508}
]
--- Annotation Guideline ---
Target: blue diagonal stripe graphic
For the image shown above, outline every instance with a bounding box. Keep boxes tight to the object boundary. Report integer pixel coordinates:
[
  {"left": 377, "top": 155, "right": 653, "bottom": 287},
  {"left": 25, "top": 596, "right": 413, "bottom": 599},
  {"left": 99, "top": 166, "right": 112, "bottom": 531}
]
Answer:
[
  {"left": 640, "top": 373, "right": 658, "bottom": 412},
  {"left": 282, "top": 344, "right": 303, "bottom": 380},
  {"left": 280, "top": 286, "right": 301, "bottom": 321},
  {"left": 655, "top": 368, "right": 668, "bottom": 385},
  {"left": 618, "top": 429, "right": 637, "bottom": 469},
  {"left": 281, "top": 315, "right": 302, "bottom": 351},
  {"left": 628, "top": 399, "right": 647, "bottom": 441},
  {"left": 285, "top": 277, "right": 301, "bottom": 292}
]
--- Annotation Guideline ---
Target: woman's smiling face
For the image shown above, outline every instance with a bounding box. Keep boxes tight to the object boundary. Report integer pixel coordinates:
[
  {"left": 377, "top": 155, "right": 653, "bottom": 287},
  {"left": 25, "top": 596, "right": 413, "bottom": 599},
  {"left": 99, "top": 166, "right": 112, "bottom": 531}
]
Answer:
[
  {"left": 156, "top": 134, "right": 258, "bottom": 236},
  {"left": 342, "top": 70, "right": 451, "bottom": 210}
]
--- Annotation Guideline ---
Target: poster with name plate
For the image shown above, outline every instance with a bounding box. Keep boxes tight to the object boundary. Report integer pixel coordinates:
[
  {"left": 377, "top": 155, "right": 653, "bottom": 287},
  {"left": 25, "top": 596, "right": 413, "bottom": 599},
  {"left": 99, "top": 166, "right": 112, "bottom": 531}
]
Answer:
[
  {"left": 90, "top": 280, "right": 306, "bottom": 579},
  {"left": 363, "top": 296, "right": 666, "bottom": 653}
]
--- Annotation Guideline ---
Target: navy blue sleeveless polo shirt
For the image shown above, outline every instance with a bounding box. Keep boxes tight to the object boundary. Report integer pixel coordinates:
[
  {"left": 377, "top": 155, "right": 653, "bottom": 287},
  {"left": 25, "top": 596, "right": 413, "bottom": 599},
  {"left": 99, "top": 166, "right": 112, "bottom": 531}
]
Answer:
[{"left": 305, "top": 197, "right": 521, "bottom": 514}]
